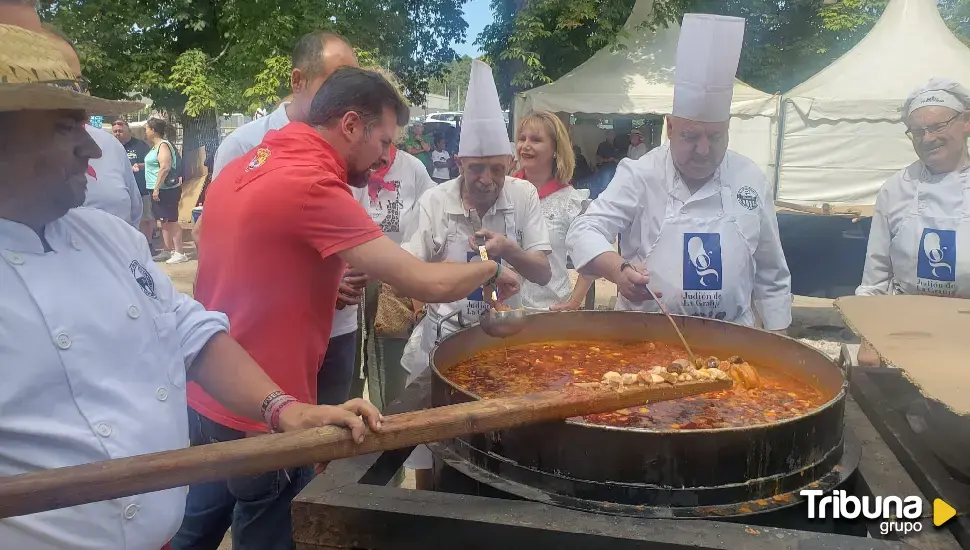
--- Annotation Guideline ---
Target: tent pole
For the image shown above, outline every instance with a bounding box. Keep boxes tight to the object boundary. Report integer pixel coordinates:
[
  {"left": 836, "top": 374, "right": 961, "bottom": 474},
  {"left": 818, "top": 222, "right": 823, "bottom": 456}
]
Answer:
[{"left": 773, "top": 98, "right": 789, "bottom": 199}]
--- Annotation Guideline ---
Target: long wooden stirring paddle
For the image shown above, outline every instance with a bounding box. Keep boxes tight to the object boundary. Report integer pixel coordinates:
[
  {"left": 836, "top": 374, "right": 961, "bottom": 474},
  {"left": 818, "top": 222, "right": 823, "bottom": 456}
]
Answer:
[{"left": 0, "top": 379, "right": 728, "bottom": 519}]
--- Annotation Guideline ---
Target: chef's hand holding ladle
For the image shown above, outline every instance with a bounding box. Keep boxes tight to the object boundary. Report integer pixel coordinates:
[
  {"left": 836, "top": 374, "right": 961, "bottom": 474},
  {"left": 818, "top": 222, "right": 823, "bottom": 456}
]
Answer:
[{"left": 615, "top": 261, "right": 662, "bottom": 303}]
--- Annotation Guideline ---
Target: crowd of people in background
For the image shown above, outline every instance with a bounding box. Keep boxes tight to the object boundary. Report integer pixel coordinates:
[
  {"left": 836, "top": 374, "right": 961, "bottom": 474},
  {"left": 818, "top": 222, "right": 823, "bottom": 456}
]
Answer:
[{"left": 395, "top": 117, "right": 655, "bottom": 198}]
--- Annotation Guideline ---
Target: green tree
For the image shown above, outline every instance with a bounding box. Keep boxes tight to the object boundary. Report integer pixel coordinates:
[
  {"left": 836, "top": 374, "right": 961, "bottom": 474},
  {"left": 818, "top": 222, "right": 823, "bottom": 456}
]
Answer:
[
  {"left": 428, "top": 55, "right": 474, "bottom": 109},
  {"left": 40, "top": 0, "right": 468, "bottom": 150},
  {"left": 478, "top": 0, "right": 970, "bottom": 104}
]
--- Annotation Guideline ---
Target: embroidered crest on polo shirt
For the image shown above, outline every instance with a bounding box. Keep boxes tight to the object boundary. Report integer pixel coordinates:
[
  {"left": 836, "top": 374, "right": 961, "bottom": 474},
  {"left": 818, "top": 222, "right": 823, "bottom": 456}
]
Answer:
[
  {"left": 130, "top": 260, "right": 158, "bottom": 299},
  {"left": 736, "top": 186, "right": 759, "bottom": 210},
  {"left": 246, "top": 147, "right": 271, "bottom": 172}
]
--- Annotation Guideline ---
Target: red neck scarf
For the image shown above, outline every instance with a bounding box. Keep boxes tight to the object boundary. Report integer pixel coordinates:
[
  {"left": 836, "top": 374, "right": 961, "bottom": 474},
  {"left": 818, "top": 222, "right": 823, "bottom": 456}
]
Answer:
[
  {"left": 368, "top": 146, "right": 398, "bottom": 202},
  {"left": 514, "top": 170, "right": 569, "bottom": 199}
]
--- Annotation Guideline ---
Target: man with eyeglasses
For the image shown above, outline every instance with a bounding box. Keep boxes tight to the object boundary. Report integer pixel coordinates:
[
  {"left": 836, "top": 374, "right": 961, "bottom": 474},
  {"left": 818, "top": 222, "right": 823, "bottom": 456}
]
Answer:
[
  {"left": 567, "top": 14, "right": 792, "bottom": 334},
  {"left": 856, "top": 78, "right": 970, "bottom": 365}
]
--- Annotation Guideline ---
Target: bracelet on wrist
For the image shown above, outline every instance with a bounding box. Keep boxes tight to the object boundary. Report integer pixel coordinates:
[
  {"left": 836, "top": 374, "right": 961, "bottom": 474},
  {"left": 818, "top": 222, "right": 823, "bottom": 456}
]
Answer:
[
  {"left": 269, "top": 398, "right": 298, "bottom": 432},
  {"left": 260, "top": 390, "right": 285, "bottom": 418},
  {"left": 484, "top": 262, "right": 502, "bottom": 287},
  {"left": 261, "top": 392, "right": 298, "bottom": 432}
]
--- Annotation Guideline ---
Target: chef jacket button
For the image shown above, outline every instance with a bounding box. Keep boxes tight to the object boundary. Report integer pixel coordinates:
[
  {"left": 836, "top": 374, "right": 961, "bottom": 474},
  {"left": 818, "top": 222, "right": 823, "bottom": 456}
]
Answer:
[
  {"left": 70, "top": 237, "right": 81, "bottom": 250},
  {"left": 156, "top": 387, "right": 168, "bottom": 401},
  {"left": 96, "top": 422, "right": 112, "bottom": 437},
  {"left": 919, "top": 201, "right": 927, "bottom": 209},
  {"left": 8, "top": 253, "right": 23, "bottom": 265},
  {"left": 123, "top": 503, "right": 138, "bottom": 519},
  {"left": 127, "top": 305, "right": 140, "bottom": 319},
  {"left": 55, "top": 333, "right": 71, "bottom": 350}
]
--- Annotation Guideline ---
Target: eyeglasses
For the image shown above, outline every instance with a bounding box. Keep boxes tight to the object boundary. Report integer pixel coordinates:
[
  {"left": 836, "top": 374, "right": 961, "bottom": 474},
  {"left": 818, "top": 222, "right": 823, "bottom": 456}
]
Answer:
[{"left": 905, "top": 113, "right": 963, "bottom": 140}]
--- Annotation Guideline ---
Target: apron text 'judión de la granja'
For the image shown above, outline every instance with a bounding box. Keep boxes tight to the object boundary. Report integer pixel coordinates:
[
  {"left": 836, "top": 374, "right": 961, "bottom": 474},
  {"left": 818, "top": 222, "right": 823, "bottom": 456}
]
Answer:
[
  {"left": 891, "top": 168, "right": 969, "bottom": 297},
  {"left": 619, "top": 171, "right": 760, "bottom": 326}
]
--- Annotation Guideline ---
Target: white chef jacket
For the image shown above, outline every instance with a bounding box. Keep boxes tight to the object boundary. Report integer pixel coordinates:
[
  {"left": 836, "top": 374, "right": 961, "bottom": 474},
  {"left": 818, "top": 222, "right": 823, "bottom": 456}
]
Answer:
[
  {"left": 211, "top": 103, "right": 358, "bottom": 337},
  {"left": 82, "top": 125, "right": 142, "bottom": 227},
  {"left": 359, "top": 150, "right": 436, "bottom": 244},
  {"left": 0, "top": 207, "right": 229, "bottom": 550},
  {"left": 857, "top": 161, "right": 970, "bottom": 297},
  {"left": 567, "top": 143, "right": 793, "bottom": 330},
  {"left": 399, "top": 176, "right": 551, "bottom": 470},
  {"left": 521, "top": 185, "right": 590, "bottom": 309},
  {"left": 401, "top": 176, "right": 553, "bottom": 275}
]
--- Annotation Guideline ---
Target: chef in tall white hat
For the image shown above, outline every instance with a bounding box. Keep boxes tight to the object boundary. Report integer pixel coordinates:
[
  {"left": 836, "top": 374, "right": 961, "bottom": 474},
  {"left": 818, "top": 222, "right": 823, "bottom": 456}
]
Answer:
[
  {"left": 855, "top": 78, "right": 970, "bottom": 365},
  {"left": 567, "top": 14, "right": 792, "bottom": 331},
  {"left": 398, "top": 59, "right": 552, "bottom": 488}
]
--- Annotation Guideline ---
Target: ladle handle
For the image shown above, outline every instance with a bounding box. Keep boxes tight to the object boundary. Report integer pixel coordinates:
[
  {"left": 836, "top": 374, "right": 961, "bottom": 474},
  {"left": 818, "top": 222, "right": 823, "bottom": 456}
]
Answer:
[{"left": 627, "top": 265, "right": 698, "bottom": 366}]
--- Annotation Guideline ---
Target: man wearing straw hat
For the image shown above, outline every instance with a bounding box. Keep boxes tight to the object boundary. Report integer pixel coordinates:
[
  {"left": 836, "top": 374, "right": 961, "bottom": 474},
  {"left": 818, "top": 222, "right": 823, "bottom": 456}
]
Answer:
[{"left": 0, "top": 24, "right": 383, "bottom": 550}]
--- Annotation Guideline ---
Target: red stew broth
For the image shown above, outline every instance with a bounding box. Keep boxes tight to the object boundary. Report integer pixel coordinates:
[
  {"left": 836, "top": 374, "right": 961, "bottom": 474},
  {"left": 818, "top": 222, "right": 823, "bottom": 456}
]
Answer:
[{"left": 445, "top": 340, "right": 828, "bottom": 430}]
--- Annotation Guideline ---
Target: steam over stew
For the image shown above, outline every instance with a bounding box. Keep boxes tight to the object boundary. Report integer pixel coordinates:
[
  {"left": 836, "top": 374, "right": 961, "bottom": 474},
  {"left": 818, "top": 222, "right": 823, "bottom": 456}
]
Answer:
[{"left": 447, "top": 340, "right": 827, "bottom": 430}]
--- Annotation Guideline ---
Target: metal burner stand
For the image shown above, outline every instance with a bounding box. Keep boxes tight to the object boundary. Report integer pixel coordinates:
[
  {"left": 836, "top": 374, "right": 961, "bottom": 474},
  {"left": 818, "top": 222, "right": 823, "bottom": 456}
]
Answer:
[
  {"left": 850, "top": 367, "right": 970, "bottom": 549},
  {"left": 292, "top": 371, "right": 964, "bottom": 550}
]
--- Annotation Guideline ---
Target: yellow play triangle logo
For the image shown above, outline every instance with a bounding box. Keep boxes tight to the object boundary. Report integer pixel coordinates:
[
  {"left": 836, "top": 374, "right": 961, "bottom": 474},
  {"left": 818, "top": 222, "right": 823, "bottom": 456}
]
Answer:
[{"left": 934, "top": 499, "right": 956, "bottom": 527}]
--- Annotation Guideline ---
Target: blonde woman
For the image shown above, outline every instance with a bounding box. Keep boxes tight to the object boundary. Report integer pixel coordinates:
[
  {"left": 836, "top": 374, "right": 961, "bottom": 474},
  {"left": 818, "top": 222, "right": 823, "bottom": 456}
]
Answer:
[{"left": 514, "top": 111, "right": 595, "bottom": 310}]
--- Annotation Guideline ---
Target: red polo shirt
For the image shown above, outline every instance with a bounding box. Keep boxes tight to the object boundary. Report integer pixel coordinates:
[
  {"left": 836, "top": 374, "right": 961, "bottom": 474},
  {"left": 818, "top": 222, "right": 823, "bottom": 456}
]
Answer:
[{"left": 188, "top": 123, "right": 384, "bottom": 432}]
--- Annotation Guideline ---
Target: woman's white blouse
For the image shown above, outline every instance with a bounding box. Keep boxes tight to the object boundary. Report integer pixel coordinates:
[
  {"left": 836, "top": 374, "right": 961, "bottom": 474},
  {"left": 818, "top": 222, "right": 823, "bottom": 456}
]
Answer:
[{"left": 521, "top": 186, "right": 590, "bottom": 308}]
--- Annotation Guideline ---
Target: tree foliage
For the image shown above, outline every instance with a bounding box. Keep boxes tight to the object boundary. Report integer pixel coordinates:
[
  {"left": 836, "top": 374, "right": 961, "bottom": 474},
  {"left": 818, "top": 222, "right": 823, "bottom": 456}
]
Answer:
[
  {"left": 477, "top": 0, "right": 970, "bottom": 104},
  {"left": 428, "top": 56, "right": 474, "bottom": 109},
  {"left": 39, "top": 0, "right": 469, "bottom": 118}
]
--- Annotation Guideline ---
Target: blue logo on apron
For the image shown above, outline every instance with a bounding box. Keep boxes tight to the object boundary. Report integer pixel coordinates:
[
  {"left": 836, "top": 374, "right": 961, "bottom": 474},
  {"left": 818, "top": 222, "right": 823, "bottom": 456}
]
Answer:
[
  {"left": 683, "top": 233, "right": 722, "bottom": 291},
  {"left": 466, "top": 251, "right": 503, "bottom": 301},
  {"left": 917, "top": 228, "right": 955, "bottom": 282}
]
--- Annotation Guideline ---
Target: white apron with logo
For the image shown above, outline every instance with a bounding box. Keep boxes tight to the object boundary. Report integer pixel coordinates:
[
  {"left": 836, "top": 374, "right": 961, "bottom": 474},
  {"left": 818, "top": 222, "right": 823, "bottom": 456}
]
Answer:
[
  {"left": 400, "top": 209, "right": 519, "bottom": 469},
  {"left": 888, "top": 171, "right": 970, "bottom": 297},
  {"left": 616, "top": 182, "right": 757, "bottom": 326}
]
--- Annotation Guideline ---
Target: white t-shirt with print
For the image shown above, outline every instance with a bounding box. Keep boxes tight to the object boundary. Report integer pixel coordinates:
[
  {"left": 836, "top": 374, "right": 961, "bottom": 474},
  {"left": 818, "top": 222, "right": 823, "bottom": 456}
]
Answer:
[
  {"left": 359, "top": 150, "right": 436, "bottom": 244},
  {"left": 430, "top": 150, "right": 450, "bottom": 180}
]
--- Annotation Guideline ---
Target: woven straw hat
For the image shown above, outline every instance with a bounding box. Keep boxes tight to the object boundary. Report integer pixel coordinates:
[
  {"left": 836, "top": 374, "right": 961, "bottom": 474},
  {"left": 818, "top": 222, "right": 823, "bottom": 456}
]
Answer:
[{"left": 0, "top": 24, "right": 143, "bottom": 114}]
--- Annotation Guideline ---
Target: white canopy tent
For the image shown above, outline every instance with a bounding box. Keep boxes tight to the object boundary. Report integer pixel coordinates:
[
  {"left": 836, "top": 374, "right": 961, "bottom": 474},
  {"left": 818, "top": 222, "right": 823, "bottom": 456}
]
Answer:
[
  {"left": 778, "top": 0, "right": 970, "bottom": 208},
  {"left": 513, "top": 0, "right": 780, "bottom": 182}
]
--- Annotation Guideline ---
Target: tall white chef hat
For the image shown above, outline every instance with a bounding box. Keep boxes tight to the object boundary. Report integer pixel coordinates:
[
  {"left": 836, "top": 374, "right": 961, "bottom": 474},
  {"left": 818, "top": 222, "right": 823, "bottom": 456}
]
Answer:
[
  {"left": 459, "top": 59, "right": 512, "bottom": 158},
  {"left": 672, "top": 14, "right": 746, "bottom": 124},
  {"left": 903, "top": 78, "right": 970, "bottom": 118}
]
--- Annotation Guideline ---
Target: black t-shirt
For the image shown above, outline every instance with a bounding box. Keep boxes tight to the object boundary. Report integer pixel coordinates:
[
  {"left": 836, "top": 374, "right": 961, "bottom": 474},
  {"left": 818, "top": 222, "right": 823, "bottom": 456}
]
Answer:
[
  {"left": 596, "top": 140, "right": 621, "bottom": 166},
  {"left": 123, "top": 137, "right": 152, "bottom": 195}
]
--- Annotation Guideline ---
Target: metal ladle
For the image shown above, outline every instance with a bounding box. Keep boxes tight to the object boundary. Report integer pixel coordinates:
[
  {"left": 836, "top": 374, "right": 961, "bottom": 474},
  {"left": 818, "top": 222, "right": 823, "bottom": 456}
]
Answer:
[{"left": 480, "top": 307, "right": 549, "bottom": 338}]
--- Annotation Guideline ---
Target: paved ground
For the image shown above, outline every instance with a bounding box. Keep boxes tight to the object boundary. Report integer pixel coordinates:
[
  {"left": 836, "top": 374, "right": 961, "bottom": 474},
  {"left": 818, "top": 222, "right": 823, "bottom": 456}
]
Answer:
[{"left": 161, "top": 255, "right": 855, "bottom": 549}]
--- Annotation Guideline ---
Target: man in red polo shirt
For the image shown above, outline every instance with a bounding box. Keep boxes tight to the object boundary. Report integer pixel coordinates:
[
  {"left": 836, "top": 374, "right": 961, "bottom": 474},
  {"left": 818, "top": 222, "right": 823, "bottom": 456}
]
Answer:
[{"left": 183, "top": 67, "right": 519, "bottom": 550}]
